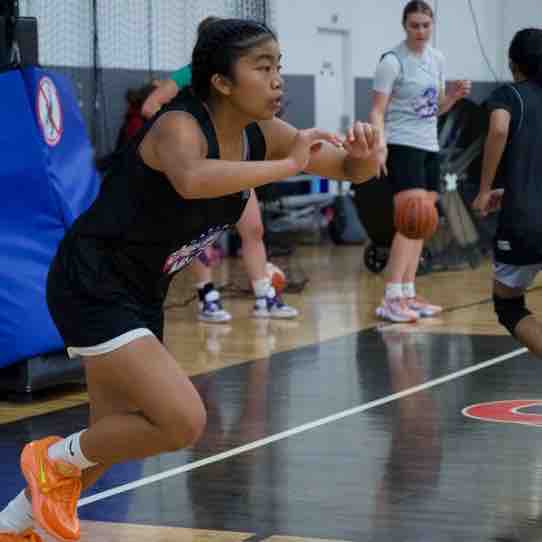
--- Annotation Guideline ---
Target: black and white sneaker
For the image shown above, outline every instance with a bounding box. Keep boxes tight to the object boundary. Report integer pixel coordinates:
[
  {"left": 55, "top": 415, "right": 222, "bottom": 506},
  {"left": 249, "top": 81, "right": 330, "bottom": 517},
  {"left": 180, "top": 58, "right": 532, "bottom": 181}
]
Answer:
[
  {"left": 252, "top": 287, "right": 298, "bottom": 319},
  {"left": 198, "top": 289, "right": 232, "bottom": 323}
]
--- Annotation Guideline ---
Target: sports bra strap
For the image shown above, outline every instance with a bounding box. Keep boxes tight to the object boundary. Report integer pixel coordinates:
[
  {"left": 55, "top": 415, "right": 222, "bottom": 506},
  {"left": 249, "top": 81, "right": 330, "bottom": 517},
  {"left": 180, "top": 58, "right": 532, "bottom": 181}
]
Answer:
[{"left": 160, "top": 87, "right": 219, "bottom": 158}]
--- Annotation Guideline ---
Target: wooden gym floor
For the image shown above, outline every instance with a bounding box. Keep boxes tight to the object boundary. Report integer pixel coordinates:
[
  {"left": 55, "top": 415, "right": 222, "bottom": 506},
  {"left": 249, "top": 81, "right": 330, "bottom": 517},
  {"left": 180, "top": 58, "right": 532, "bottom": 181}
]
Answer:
[{"left": 1, "top": 245, "right": 542, "bottom": 541}]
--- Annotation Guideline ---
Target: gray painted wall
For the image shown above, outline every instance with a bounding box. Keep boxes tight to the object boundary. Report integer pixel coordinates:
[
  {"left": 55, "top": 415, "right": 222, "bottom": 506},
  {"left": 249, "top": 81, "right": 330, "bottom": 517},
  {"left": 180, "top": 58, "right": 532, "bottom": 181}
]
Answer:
[
  {"left": 44, "top": 65, "right": 499, "bottom": 158},
  {"left": 46, "top": 69, "right": 317, "bottom": 156},
  {"left": 281, "top": 75, "right": 315, "bottom": 129},
  {"left": 48, "top": 66, "right": 169, "bottom": 156}
]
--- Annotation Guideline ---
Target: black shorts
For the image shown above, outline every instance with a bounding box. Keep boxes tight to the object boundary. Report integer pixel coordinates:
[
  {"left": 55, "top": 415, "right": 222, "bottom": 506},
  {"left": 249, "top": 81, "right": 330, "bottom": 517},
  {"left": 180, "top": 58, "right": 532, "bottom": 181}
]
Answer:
[
  {"left": 385, "top": 144, "right": 440, "bottom": 195},
  {"left": 46, "top": 240, "right": 164, "bottom": 355}
]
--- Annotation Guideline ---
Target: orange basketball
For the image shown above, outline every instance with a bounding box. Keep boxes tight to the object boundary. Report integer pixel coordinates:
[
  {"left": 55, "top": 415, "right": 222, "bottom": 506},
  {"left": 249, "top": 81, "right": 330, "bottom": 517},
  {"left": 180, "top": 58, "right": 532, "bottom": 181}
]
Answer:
[
  {"left": 394, "top": 196, "right": 439, "bottom": 240},
  {"left": 266, "top": 262, "right": 286, "bottom": 293}
]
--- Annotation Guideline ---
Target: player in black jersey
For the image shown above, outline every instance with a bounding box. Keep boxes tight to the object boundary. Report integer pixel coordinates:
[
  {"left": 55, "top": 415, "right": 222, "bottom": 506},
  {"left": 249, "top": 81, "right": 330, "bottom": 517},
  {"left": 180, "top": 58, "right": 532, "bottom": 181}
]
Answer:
[
  {"left": 0, "top": 19, "right": 381, "bottom": 542},
  {"left": 473, "top": 28, "right": 542, "bottom": 358}
]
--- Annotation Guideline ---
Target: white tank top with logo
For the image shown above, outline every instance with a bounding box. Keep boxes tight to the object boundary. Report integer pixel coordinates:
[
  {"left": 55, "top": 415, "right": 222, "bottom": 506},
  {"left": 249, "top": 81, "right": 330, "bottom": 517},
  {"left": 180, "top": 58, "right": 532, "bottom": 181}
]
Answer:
[{"left": 373, "top": 41, "right": 445, "bottom": 152}]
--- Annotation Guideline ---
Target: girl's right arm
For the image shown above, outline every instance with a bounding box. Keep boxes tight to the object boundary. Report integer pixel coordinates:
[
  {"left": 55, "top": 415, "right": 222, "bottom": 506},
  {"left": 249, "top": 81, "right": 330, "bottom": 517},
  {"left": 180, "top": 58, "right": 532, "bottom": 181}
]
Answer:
[{"left": 143, "top": 112, "right": 336, "bottom": 199}]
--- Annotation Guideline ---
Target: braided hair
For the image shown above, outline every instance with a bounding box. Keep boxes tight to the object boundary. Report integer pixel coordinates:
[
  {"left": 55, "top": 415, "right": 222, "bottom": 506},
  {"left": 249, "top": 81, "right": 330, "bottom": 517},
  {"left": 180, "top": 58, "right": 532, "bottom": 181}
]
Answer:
[
  {"left": 509, "top": 28, "right": 542, "bottom": 86},
  {"left": 191, "top": 18, "right": 277, "bottom": 101}
]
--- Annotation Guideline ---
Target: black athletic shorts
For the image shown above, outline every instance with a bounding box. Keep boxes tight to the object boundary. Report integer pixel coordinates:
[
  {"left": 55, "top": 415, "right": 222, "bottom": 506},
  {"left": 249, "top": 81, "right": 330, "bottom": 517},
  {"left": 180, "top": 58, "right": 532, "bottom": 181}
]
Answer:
[
  {"left": 385, "top": 144, "right": 441, "bottom": 195},
  {"left": 46, "top": 238, "right": 164, "bottom": 356}
]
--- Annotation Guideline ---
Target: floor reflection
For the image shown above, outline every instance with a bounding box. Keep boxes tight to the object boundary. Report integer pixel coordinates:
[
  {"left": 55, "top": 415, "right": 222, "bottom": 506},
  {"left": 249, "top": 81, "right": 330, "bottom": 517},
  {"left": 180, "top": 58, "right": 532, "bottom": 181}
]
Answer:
[{"left": 371, "top": 326, "right": 443, "bottom": 541}]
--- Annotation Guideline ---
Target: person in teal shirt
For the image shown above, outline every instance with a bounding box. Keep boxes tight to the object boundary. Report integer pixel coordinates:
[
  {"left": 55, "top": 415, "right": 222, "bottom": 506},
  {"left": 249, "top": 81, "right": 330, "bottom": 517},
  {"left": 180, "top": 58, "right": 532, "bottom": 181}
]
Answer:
[
  {"left": 142, "top": 16, "right": 299, "bottom": 323},
  {"left": 171, "top": 64, "right": 192, "bottom": 88},
  {"left": 142, "top": 63, "right": 192, "bottom": 117}
]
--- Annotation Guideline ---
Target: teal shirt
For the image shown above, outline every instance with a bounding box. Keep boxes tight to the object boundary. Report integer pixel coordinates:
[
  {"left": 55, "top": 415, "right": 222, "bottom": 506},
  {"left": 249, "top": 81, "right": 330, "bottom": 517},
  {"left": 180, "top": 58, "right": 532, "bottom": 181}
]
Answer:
[{"left": 171, "top": 64, "right": 192, "bottom": 89}]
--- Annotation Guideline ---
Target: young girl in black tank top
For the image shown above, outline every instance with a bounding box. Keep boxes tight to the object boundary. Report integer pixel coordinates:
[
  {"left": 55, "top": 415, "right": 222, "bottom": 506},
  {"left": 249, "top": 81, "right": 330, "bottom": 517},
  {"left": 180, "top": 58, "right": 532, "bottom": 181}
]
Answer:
[{"left": 0, "top": 19, "right": 381, "bottom": 542}]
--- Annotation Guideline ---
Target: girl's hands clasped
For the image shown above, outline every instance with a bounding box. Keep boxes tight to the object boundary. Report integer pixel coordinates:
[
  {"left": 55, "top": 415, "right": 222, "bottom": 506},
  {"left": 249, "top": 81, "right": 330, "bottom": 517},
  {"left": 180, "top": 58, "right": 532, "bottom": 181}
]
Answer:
[
  {"left": 288, "top": 128, "right": 343, "bottom": 172},
  {"left": 343, "top": 121, "right": 381, "bottom": 161},
  {"left": 287, "top": 121, "right": 382, "bottom": 176}
]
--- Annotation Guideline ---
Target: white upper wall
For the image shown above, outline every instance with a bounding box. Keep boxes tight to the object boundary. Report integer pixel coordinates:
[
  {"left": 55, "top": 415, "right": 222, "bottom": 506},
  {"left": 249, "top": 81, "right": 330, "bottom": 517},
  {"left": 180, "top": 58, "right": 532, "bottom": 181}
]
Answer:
[
  {"left": 434, "top": 0, "right": 501, "bottom": 82},
  {"left": 273, "top": 0, "right": 513, "bottom": 82},
  {"left": 501, "top": 0, "right": 542, "bottom": 80},
  {"left": 273, "top": 0, "right": 403, "bottom": 77}
]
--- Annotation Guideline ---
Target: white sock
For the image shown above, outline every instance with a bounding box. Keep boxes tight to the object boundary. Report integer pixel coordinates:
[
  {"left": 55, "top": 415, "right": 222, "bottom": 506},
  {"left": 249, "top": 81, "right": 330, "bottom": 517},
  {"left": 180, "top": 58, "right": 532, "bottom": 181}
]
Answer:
[
  {"left": 253, "top": 277, "right": 272, "bottom": 298},
  {"left": 0, "top": 490, "right": 33, "bottom": 533},
  {"left": 48, "top": 430, "right": 98, "bottom": 470},
  {"left": 385, "top": 283, "right": 404, "bottom": 300},
  {"left": 403, "top": 282, "right": 416, "bottom": 299}
]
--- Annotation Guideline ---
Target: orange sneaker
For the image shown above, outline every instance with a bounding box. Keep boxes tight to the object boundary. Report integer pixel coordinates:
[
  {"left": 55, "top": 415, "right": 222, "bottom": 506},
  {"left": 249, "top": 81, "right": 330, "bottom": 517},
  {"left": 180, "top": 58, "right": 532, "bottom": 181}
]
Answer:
[
  {"left": 20, "top": 437, "right": 82, "bottom": 542},
  {"left": 0, "top": 529, "right": 44, "bottom": 542}
]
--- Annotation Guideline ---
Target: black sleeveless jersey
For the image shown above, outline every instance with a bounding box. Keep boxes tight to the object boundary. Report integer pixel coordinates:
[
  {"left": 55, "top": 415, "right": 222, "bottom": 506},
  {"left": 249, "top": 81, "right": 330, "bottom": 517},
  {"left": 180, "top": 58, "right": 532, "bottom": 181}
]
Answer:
[
  {"left": 54, "top": 88, "right": 266, "bottom": 305},
  {"left": 486, "top": 81, "right": 542, "bottom": 264}
]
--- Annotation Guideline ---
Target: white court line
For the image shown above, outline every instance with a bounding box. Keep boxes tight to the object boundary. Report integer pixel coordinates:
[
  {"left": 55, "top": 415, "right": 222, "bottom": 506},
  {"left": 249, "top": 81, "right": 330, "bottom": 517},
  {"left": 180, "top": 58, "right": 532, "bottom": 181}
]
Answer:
[{"left": 78, "top": 346, "right": 527, "bottom": 508}]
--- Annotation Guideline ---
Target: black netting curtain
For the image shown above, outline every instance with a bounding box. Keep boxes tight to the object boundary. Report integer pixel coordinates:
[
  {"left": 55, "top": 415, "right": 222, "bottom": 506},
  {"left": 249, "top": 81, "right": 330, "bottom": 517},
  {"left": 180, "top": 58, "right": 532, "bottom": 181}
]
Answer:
[
  {"left": 18, "top": 0, "right": 268, "bottom": 157},
  {"left": 236, "top": 0, "right": 267, "bottom": 22}
]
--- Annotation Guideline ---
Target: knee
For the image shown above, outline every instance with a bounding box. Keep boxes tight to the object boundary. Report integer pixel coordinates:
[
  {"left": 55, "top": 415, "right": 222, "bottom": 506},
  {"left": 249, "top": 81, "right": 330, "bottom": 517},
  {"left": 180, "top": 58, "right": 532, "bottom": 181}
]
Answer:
[
  {"left": 163, "top": 400, "right": 207, "bottom": 451},
  {"left": 184, "top": 404, "right": 207, "bottom": 447},
  {"left": 493, "top": 294, "right": 531, "bottom": 336}
]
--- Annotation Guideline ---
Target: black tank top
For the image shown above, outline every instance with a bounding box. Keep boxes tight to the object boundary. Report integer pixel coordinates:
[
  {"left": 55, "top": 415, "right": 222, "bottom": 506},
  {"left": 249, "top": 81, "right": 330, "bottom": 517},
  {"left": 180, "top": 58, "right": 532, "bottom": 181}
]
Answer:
[
  {"left": 57, "top": 88, "right": 266, "bottom": 305},
  {"left": 490, "top": 81, "right": 542, "bottom": 264}
]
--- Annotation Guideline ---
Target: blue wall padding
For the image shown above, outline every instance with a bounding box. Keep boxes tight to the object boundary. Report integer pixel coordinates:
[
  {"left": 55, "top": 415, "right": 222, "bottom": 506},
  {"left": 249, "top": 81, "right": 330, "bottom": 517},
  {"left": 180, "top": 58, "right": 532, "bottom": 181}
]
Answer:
[{"left": 0, "top": 67, "right": 99, "bottom": 367}]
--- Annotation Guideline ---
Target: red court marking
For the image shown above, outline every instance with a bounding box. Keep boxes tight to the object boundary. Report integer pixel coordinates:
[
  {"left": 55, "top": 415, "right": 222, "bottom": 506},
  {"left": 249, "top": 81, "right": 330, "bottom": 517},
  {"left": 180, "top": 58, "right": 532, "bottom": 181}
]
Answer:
[{"left": 463, "top": 400, "right": 542, "bottom": 427}]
